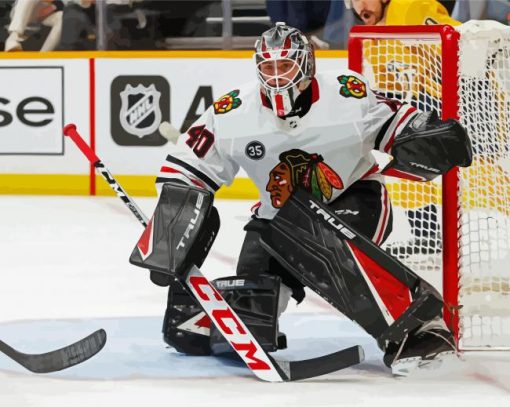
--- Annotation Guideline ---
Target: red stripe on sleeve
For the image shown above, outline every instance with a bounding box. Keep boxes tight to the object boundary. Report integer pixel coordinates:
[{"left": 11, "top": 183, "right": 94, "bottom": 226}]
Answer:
[
  {"left": 374, "top": 187, "right": 390, "bottom": 245},
  {"left": 160, "top": 166, "right": 206, "bottom": 189},
  {"left": 160, "top": 166, "right": 180, "bottom": 174},
  {"left": 361, "top": 164, "right": 380, "bottom": 179},
  {"left": 381, "top": 167, "right": 427, "bottom": 182},
  {"left": 383, "top": 107, "right": 417, "bottom": 153},
  {"left": 251, "top": 201, "right": 261, "bottom": 213}
]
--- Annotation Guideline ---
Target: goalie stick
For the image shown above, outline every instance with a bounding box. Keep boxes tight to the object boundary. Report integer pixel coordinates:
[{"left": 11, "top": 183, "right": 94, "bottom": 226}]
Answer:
[
  {"left": 63, "top": 123, "right": 365, "bottom": 382},
  {"left": 0, "top": 329, "right": 106, "bottom": 374}
]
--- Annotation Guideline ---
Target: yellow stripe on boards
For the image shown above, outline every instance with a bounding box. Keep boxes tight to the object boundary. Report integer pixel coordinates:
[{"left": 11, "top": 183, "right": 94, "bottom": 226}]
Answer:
[
  {"left": 95, "top": 175, "right": 260, "bottom": 200},
  {"left": 2, "top": 174, "right": 510, "bottom": 215},
  {"left": 0, "top": 174, "right": 261, "bottom": 199},
  {"left": 95, "top": 175, "right": 158, "bottom": 197},
  {"left": 215, "top": 178, "right": 259, "bottom": 200},
  {"left": 0, "top": 50, "right": 348, "bottom": 60},
  {"left": 0, "top": 174, "right": 89, "bottom": 195}
]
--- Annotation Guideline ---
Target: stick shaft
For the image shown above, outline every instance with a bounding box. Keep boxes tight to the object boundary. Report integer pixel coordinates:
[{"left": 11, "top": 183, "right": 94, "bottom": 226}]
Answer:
[{"left": 63, "top": 124, "right": 148, "bottom": 226}]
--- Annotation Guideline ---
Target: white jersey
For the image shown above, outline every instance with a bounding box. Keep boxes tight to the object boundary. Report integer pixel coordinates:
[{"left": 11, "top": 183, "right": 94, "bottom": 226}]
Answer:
[{"left": 156, "top": 70, "right": 419, "bottom": 220}]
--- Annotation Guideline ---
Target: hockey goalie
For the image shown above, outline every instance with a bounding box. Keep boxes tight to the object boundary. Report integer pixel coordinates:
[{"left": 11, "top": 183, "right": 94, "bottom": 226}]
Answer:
[{"left": 129, "top": 22, "right": 472, "bottom": 376}]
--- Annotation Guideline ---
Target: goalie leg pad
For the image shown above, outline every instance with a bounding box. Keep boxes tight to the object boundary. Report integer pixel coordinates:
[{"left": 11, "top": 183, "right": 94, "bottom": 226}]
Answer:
[
  {"left": 377, "top": 281, "right": 443, "bottom": 349},
  {"left": 260, "top": 189, "right": 444, "bottom": 343},
  {"left": 260, "top": 209, "right": 391, "bottom": 339},
  {"left": 209, "top": 274, "right": 286, "bottom": 357}
]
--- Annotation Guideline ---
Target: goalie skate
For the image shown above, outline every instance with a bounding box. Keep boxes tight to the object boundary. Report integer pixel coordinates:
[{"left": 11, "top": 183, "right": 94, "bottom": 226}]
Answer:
[{"left": 385, "top": 327, "right": 458, "bottom": 376}]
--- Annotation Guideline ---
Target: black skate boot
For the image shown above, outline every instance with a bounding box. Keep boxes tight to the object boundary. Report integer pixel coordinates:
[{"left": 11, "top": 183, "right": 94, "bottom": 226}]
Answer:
[
  {"left": 162, "top": 278, "right": 212, "bottom": 356},
  {"left": 383, "top": 326, "right": 457, "bottom": 376}
]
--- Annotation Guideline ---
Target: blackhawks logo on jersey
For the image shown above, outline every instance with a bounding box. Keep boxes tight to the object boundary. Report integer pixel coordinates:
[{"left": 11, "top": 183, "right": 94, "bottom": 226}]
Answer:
[
  {"left": 213, "top": 90, "right": 242, "bottom": 114},
  {"left": 266, "top": 149, "right": 344, "bottom": 208},
  {"left": 338, "top": 75, "right": 367, "bottom": 99}
]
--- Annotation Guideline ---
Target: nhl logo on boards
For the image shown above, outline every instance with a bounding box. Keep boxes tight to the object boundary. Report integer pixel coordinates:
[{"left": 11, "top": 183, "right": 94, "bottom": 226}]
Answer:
[
  {"left": 110, "top": 75, "right": 170, "bottom": 146},
  {"left": 119, "top": 84, "right": 161, "bottom": 138}
]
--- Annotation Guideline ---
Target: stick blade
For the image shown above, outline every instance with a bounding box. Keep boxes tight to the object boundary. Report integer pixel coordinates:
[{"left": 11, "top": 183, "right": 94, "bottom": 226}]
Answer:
[
  {"left": 271, "top": 345, "right": 364, "bottom": 381},
  {"left": 0, "top": 329, "right": 107, "bottom": 374}
]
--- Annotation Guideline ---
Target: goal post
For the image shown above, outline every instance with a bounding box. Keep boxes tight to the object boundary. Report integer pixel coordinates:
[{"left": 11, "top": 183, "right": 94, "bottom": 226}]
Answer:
[{"left": 348, "top": 21, "right": 510, "bottom": 350}]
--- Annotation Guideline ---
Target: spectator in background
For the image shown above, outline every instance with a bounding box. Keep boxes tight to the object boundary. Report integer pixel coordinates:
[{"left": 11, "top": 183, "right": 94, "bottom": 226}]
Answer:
[
  {"left": 266, "top": 0, "right": 332, "bottom": 47},
  {"left": 58, "top": 0, "right": 146, "bottom": 51},
  {"left": 57, "top": 0, "right": 96, "bottom": 50},
  {"left": 452, "top": 0, "right": 510, "bottom": 24},
  {"left": 58, "top": 0, "right": 215, "bottom": 51},
  {"left": 5, "top": 0, "right": 63, "bottom": 51},
  {"left": 322, "top": 0, "right": 355, "bottom": 49},
  {"left": 345, "top": 0, "right": 458, "bottom": 26},
  {"left": 438, "top": 0, "right": 456, "bottom": 15},
  {"left": 323, "top": 0, "right": 459, "bottom": 48},
  {"left": 0, "top": 2, "right": 15, "bottom": 50},
  {"left": 145, "top": 1, "right": 216, "bottom": 41}
]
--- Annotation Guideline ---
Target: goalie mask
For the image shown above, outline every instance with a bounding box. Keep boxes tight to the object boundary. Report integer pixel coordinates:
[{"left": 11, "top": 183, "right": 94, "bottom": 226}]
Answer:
[{"left": 255, "top": 22, "right": 315, "bottom": 117}]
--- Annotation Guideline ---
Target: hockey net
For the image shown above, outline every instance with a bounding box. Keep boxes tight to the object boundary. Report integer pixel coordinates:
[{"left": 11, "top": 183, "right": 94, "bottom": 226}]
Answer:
[{"left": 348, "top": 21, "right": 510, "bottom": 350}]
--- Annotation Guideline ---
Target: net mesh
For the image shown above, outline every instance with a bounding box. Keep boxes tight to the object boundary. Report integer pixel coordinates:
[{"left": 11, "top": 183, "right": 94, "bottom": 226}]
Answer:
[
  {"left": 355, "top": 22, "right": 510, "bottom": 349},
  {"left": 457, "top": 22, "right": 510, "bottom": 348}
]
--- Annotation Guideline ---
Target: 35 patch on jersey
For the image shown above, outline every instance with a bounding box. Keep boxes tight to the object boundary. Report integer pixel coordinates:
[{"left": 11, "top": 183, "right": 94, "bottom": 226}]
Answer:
[
  {"left": 337, "top": 75, "right": 367, "bottom": 99},
  {"left": 213, "top": 90, "right": 242, "bottom": 114}
]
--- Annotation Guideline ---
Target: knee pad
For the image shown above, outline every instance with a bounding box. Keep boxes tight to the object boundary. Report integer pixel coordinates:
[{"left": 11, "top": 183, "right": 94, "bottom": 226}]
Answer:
[
  {"left": 162, "top": 279, "right": 212, "bottom": 356},
  {"left": 210, "top": 274, "right": 287, "bottom": 357},
  {"left": 161, "top": 275, "right": 288, "bottom": 357}
]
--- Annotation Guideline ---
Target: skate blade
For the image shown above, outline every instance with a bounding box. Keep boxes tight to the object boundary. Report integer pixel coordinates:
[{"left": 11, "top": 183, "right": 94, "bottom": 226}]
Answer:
[{"left": 391, "top": 351, "right": 460, "bottom": 377}]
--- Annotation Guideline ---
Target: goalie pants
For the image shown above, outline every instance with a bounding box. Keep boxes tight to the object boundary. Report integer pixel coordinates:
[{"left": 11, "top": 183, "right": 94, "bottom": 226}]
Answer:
[{"left": 236, "top": 180, "right": 394, "bottom": 303}]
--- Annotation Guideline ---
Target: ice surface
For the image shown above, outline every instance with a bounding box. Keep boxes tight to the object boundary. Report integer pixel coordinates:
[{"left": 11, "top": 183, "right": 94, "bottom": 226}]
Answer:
[{"left": 0, "top": 196, "right": 509, "bottom": 407}]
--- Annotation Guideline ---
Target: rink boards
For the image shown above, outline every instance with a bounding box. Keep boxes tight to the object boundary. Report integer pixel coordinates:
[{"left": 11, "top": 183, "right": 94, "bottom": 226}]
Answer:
[{"left": 0, "top": 50, "right": 347, "bottom": 198}]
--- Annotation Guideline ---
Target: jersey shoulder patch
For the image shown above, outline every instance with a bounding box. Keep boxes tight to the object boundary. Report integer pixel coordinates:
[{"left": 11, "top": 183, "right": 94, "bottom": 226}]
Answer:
[
  {"left": 337, "top": 75, "right": 367, "bottom": 99},
  {"left": 213, "top": 89, "right": 242, "bottom": 115}
]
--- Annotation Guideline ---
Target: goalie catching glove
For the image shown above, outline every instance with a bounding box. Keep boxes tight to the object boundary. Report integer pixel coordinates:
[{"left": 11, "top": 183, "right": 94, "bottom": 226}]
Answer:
[
  {"left": 383, "top": 111, "right": 473, "bottom": 181},
  {"left": 129, "top": 181, "right": 220, "bottom": 277}
]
